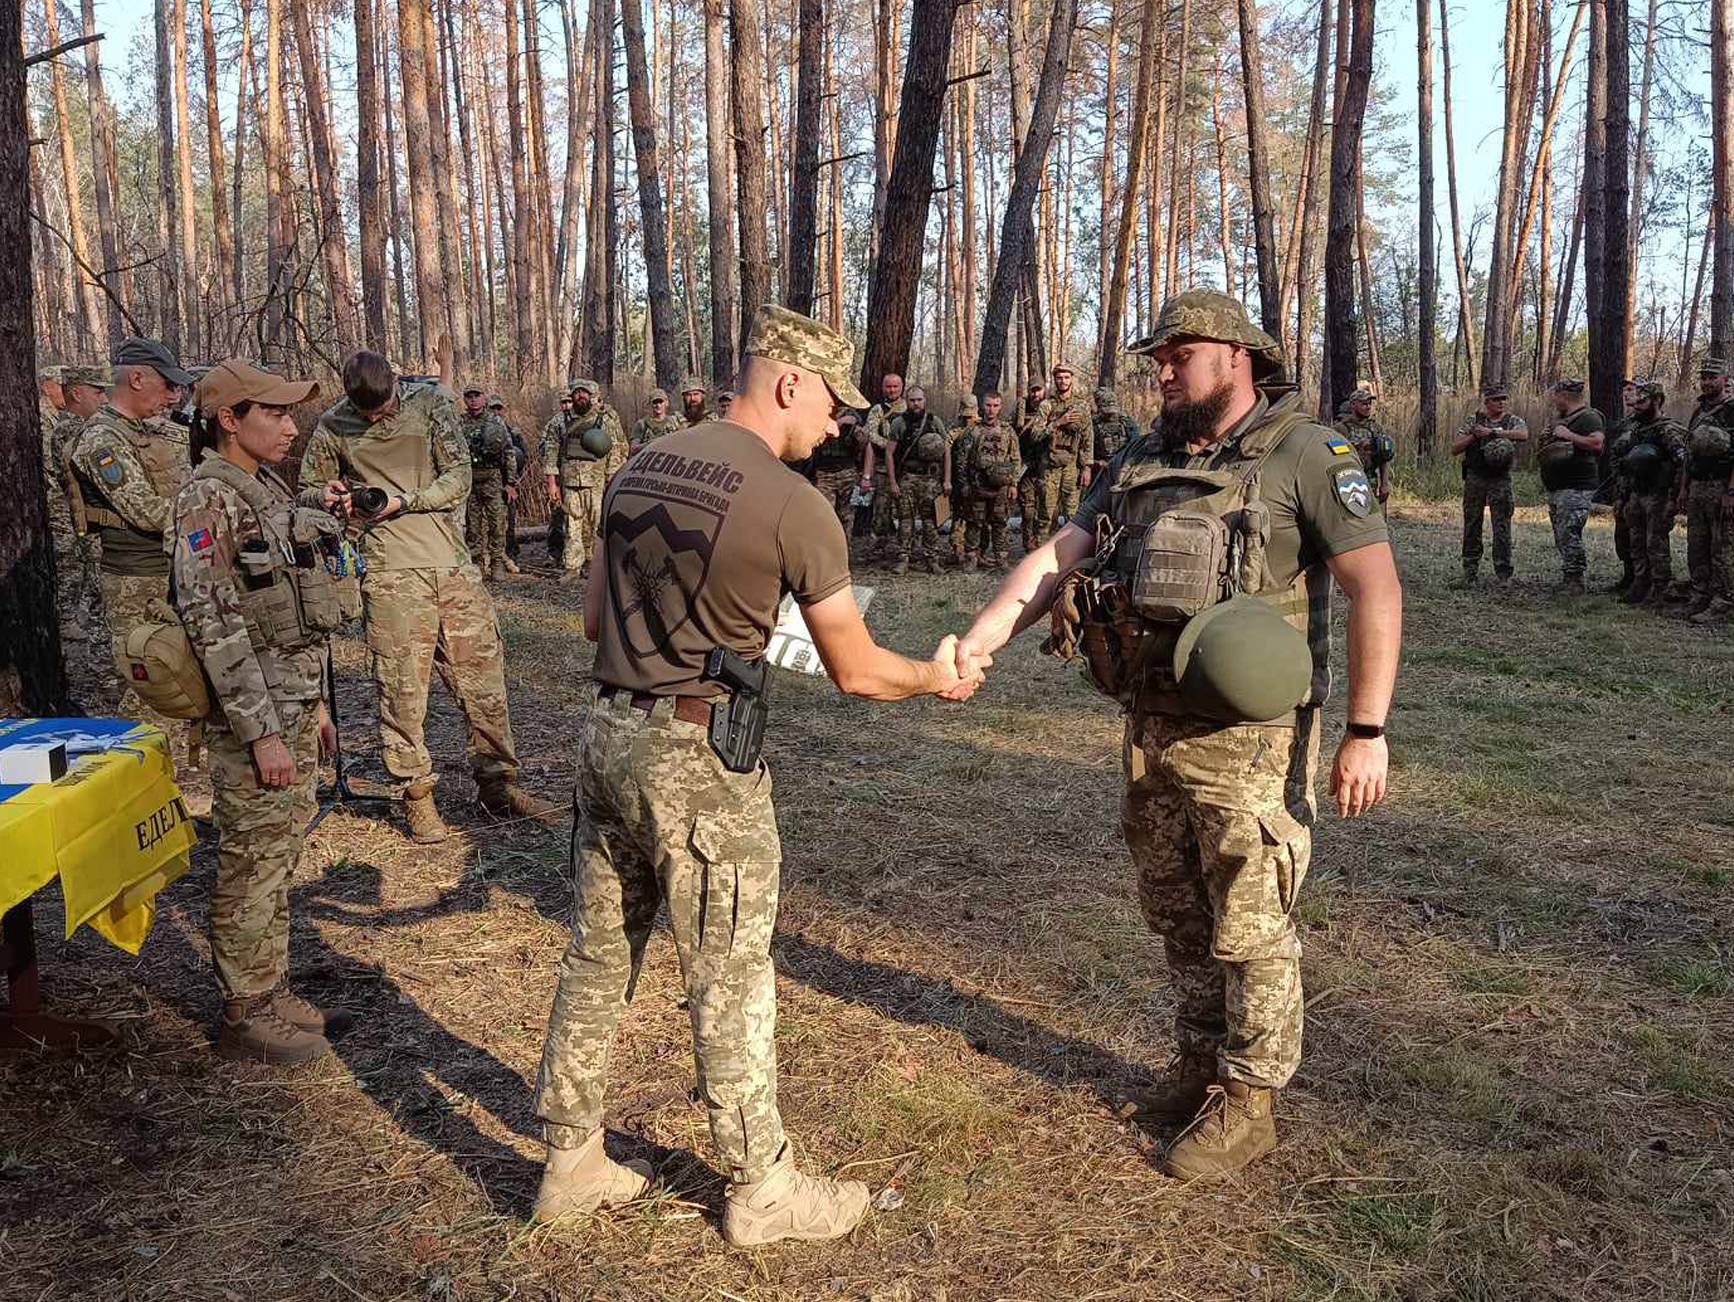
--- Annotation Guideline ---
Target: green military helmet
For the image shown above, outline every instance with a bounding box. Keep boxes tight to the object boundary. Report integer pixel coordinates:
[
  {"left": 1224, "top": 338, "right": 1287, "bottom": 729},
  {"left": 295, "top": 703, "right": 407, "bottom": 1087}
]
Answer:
[
  {"left": 1622, "top": 440, "right": 1664, "bottom": 481},
  {"left": 578, "top": 422, "right": 614, "bottom": 458},
  {"left": 1480, "top": 436, "right": 1517, "bottom": 471},
  {"left": 1172, "top": 596, "right": 1312, "bottom": 724},
  {"left": 1689, "top": 421, "right": 1731, "bottom": 460}
]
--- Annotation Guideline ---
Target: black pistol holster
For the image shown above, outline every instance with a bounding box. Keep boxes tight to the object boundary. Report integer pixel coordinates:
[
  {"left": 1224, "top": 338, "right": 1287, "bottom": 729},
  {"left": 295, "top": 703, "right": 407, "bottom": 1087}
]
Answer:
[{"left": 701, "top": 646, "right": 770, "bottom": 773}]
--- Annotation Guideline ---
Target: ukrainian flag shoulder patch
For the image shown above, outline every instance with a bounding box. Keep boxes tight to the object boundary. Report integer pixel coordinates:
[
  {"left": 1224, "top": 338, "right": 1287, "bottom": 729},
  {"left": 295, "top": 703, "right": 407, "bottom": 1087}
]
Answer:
[{"left": 1325, "top": 435, "right": 1355, "bottom": 457}]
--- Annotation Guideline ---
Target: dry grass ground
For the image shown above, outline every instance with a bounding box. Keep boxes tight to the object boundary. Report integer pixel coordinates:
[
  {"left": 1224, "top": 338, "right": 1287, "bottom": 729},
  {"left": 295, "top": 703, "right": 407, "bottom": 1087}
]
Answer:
[{"left": 3, "top": 507, "right": 1731, "bottom": 1301}]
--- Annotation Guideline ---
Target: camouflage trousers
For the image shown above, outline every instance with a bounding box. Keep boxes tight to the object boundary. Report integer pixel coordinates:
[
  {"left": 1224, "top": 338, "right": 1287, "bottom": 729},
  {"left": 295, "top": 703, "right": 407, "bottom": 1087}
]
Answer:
[
  {"left": 465, "top": 470, "right": 508, "bottom": 573},
  {"left": 535, "top": 690, "right": 786, "bottom": 1181},
  {"left": 101, "top": 571, "right": 190, "bottom": 766},
  {"left": 1045, "top": 462, "right": 1084, "bottom": 529},
  {"left": 966, "top": 488, "right": 1016, "bottom": 566},
  {"left": 559, "top": 462, "right": 609, "bottom": 572},
  {"left": 1121, "top": 709, "right": 1320, "bottom": 1090},
  {"left": 1622, "top": 489, "right": 1675, "bottom": 589},
  {"left": 1685, "top": 480, "right": 1732, "bottom": 598},
  {"left": 869, "top": 467, "right": 896, "bottom": 549},
  {"left": 56, "top": 533, "right": 116, "bottom": 714},
  {"left": 1018, "top": 472, "right": 1052, "bottom": 550},
  {"left": 812, "top": 466, "right": 857, "bottom": 536},
  {"left": 948, "top": 490, "right": 970, "bottom": 560},
  {"left": 361, "top": 564, "right": 519, "bottom": 788},
  {"left": 896, "top": 473, "right": 943, "bottom": 564},
  {"left": 1547, "top": 488, "right": 1598, "bottom": 582},
  {"left": 1612, "top": 490, "right": 1632, "bottom": 577},
  {"left": 208, "top": 700, "right": 319, "bottom": 999},
  {"left": 1461, "top": 473, "right": 1514, "bottom": 576}
]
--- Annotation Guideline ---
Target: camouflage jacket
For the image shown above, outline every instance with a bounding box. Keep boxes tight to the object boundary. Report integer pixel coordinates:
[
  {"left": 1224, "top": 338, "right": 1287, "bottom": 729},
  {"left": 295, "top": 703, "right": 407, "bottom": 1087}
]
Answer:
[
  {"left": 300, "top": 381, "right": 472, "bottom": 571},
  {"left": 540, "top": 404, "right": 628, "bottom": 476},
  {"left": 1621, "top": 411, "right": 1689, "bottom": 491},
  {"left": 1332, "top": 413, "right": 1393, "bottom": 469},
  {"left": 630, "top": 414, "right": 682, "bottom": 451},
  {"left": 861, "top": 398, "right": 907, "bottom": 457},
  {"left": 966, "top": 421, "right": 1021, "bottom": 496},
  {"left": 1039, "top": 392, "right": 1095, "bottom": 468},
  {"left": 1092, "top": 412, "right": 1140, "bottom": 465},
  {"left": 1016, "top": 396, "right": 1051, "bottom": 471},
  {"left": 40, "top": 401, "right": 77, "bottom": 541},
  {"left": 458, "top": 410, "right": 513, "bottom": 478},
  {"left": 171, "top": 455, "right": 335, "bottom": 741},
  {"left": 1456, "top": 411, "right": 1527, "bottom": 479},
  {"left": 67, "top": 404, "right": 191, "bottom": 575},
  {"left": 1685, "top": 397, "right": 1734, "bottom": 481}
]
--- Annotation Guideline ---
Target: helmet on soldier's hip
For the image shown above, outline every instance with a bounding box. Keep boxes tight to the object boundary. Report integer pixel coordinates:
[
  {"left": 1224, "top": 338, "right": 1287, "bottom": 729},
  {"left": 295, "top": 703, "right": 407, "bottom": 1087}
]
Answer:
[{"left": 1172, "top": 596, "right": 1312, "bottom": 724}]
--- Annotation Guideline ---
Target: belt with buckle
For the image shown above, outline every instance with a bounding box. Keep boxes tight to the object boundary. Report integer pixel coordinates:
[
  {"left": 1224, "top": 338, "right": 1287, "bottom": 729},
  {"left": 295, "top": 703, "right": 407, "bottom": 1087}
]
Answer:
[{"left": 596, "top": 684, "right": 712, "bottom": 728}]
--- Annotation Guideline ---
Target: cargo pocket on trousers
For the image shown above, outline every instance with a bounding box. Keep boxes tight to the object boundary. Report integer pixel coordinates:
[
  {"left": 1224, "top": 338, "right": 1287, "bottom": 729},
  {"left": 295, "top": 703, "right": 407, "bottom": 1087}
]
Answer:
[
  {"left": 1257, "top": 806, "right": 1311, "bottom": 919},
  {"left": 688, "top": 809, "right": 780, "bottom": 959}
]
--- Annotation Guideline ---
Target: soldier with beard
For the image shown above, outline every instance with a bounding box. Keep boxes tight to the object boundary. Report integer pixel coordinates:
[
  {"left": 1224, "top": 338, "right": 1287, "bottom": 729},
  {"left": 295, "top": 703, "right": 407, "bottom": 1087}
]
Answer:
[
  {"left": 947, "top": 290, "right": 1401, "bottom": 1182},
  {"left": 679, "top": 379, "right": 713, "bottom": 427}
]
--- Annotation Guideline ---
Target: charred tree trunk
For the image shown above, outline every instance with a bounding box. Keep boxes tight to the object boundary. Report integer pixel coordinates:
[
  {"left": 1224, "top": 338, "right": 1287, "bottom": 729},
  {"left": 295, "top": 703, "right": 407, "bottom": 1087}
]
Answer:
[
  {"left": 623, "top": 0, "right": 680, "bottom": 385},
  {"left": 704, "top": 0, "right": 737, "bottom": 381},
  {"left": 1321, "top": 0, "right": 1372, "bottom": 418},
  {"left": 731, "top": 0, "right": 771, "bottom": 350},
  {"left": 786, "top": 0, "right": 823, "bottom": 315},
  {"left": 1237, "top": 0, "right": 1280, "bottom": 336},
  {"left": 859, "top": 0, "right": 961, "bottom": 392},
  {"left": 972, "top": 0, "right": 1076, "bottom": 395},
  {"left": 1711, "top": 0, "right": 1733, "bottom": 356}
]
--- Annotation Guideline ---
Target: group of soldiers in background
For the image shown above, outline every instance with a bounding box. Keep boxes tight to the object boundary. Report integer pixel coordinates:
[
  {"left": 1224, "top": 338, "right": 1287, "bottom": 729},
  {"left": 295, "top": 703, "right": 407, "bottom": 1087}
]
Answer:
[{"left": 1448, "top": 359, "right": 1734, "bottom": 621}]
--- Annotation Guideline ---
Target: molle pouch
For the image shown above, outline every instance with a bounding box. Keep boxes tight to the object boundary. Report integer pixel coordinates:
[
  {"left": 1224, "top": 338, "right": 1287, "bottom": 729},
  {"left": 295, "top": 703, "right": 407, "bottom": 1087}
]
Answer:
[
  {"left": 237, "top": 540, "right": 277, "bottom": 591},
  {"left": 287, "top": 507, "right": 347, "bottom": 633},
  {"left": 981, "top": 460, "right": 1017, "bottom": 489},
  {"left": 239, "top": 572, "right": 308, "bottom": 648},
  {"left": 1129, "top": 511, "right": 1230, "bottom": 622}
]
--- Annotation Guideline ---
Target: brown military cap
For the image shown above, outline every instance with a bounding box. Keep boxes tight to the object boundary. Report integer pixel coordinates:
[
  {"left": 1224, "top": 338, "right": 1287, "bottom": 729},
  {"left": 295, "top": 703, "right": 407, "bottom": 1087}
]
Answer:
[
  {"left": 1699, "top": 357, "right": 1731, "bottom": 378},
  {"left": 1551, "top": 377, "right": 1586, "bottom": 394},
  {"left": 1128, "top": 290, "right": 1285, "bottom": 379},
  {"left": 742, "top": 304, "right": 869, "bottom": 408},
  {"left": 196, "top": 357, "right": 319, "bottom": 418}
]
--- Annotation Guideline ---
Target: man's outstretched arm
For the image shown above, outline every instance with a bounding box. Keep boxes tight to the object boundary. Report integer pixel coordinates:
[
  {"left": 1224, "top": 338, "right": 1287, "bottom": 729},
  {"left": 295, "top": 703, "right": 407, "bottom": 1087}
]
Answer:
[{"left": 951, "top": 522, "right": 1097, "bottom": 683}]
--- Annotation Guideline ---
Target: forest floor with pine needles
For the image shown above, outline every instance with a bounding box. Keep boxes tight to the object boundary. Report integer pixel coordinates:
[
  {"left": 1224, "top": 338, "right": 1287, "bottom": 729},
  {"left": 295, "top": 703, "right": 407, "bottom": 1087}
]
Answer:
[{"left": 3, "top": 503, "right": 1732, "bottom": 1301}]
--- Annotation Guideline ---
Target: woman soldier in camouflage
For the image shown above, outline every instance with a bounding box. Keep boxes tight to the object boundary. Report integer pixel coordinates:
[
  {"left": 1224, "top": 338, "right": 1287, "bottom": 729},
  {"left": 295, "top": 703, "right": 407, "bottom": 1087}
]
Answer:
[{"left": 172, "top": 360, "right": 354, "bottom": 1065}]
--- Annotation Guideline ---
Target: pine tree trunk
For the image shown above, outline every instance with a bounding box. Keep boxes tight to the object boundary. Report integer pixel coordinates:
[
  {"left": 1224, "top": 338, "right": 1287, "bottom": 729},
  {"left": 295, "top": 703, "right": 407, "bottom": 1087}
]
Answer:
[
  {"left": 397, "top": 0, "right": 444, "bottom": 365},
  {"left": 1291, "top": 0, "right": 1330, "bottom": 392},
  {"left": 442, "top": 0, "right": 488, "bottom": 368},
  {"left": 172, "top": 0, "right": 201, "bottom": 349},
  {"left": 1480, "top": 0, "right": 1531, "bottom": 391},
  {"left": 1237, "top": 0, "right": 1279, "bottom": 335},
  {"left": 1417, "top": 0, "right": 1437, "bottom": 456},
  {"left": 525, "top": 0, "right": 559, "bottom": 378},
  {"left": 292, "top": 0, "right": 358, "bottom": 354},
  {"left": 1439, "top": 0, "right": 1476, "bottom": 389},
  {"left": 154, "top": 0, "right": 184, "bottom": 351},
  {"left": 584, "top": 0, "right": 619, "bottom": 382},
  {"left": 731, "top": 0, "right": 771, "bottom": 351},
  {"left": 959, "top": 13, "right": 977, "bottom": 362},
  {"left": 859, "top": 0, "right": 961, "bottom": 391},
  {"left": 787, "top": 0, "right": 822, "bottom": 315},
  {"left": 1322, "top": 0, "right": 1372, "bottom": 417},
  {"left": 233, "top": 0, "right": 253, "bottom": 317},
  {"left": 1626, "top": 0, "right": 1657, "bottom": 368},
  {"left": 871, "top": 0, "right": 901, "bottom": 269},
  {"left": 420, "top": 0, "right": 471, "bottom": 371},
  {"left": 825, "top": 17, "right": 845, "bottom": 333},
  {"left": 263, "top": 0, "right": 290, "bottom": 357},
  {"left": 353, "top": 0, "right": 388, "bottom": 352},
  {"left": 623, "top": 0, "right": 680, "bottom": 385},
  {"left": 81, "top": 0, "right": 127, "bottom": 347},
  {"left": 381, "top": 9, "right": 414, "bottom": 360},
  {"left": 1099, "top": 0, "right": 1159, "bottom": 384},
  {"left": 1506, "top": 1, "right": 1585, "bottom": 323},
  {"left": 1099, "top": 0, "right": 1119, "bottom": 327},
  {"left": 1161, "top": 0, "right": 1190, "bottom": 295},
  {"left": 704, "top": 0, "right": 737, "bottom": 381},
  {"left": 972, "top": 0, "right": 1077, "bottom": 395},
  {"left": 1549, "top": 174, "right": 1583, "bottom": 375},
  {"left": 196, "top": 0, "right": 235, "bottom": 333},
  {"left": 1708, "top": 0, "right": 1732, "bottom": 355},
  {"left": 41, "top": 0, "right": 103, "bottom": 349}
]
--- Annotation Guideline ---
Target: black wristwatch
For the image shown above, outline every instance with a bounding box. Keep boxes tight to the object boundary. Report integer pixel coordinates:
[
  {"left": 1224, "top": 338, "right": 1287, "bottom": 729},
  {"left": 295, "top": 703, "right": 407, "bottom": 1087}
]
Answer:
[{"left": 1346, "top": 722, "right": 1385, "bottom": 740}]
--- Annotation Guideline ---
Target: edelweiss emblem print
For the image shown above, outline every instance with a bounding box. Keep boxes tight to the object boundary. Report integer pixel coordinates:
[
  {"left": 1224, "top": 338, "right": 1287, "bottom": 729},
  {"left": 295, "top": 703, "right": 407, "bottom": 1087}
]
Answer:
[
  {"left": 605, "top": 492, "right": 724, "bottom": 664},
  {"left": 1333, "top": 466, "right": 1374, "bottom": 517}
]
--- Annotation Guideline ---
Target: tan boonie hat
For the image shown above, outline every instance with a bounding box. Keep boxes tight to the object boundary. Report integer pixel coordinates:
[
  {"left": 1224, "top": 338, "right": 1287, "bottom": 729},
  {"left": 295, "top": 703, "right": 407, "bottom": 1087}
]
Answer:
[
  {"left": 679, "top": 376, "right": 707, "bottom": 396},
  {"left": 1699, "top": 357, "right": 1731, "bottom": 378},
  {"left": 63, "top": 364, "right": 111, "bottom": 389},
  {"left": 570, "top": 378, "right": 600, "bottom": 397},
  {"left": 742, "top": 304, "right": 870, "bottom": 409},
  {"left": 1128, "top": 289, "right": 1286, "bottom": 380},
  {"left": 1350, "top": 386, "right": 1375, "bottom": 403},
  {"left": 196, "top": 358, "right": 319, "bottom": 418}
]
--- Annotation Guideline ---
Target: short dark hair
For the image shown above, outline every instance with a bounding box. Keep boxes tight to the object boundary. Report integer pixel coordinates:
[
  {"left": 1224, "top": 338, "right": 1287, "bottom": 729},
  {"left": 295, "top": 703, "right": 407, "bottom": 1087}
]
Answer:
[{"left": 343, "top": 351, "right": 397, "bottom": 411}]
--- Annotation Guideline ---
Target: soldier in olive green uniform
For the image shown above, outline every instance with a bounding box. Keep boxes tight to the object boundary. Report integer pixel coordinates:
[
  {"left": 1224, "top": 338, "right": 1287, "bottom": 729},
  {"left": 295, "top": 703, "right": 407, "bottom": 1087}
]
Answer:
[
  {"left": 1536, "top": 379, "right": 1607, "bottom": 595},
  {"left": 1332, "top": 388, "right": 1394, "bottom": 505},
  {"left": 1451, "top": 385, "right": 1528, "bottom": 585},
  {"left": 954, "top": 291, "right": 1401, "bottom": 1181},
  {"left": 459, "top": 385, "right": 513, "bottom": 581},
  {"left": 1679, "top": 359, "right": 1734, "bottom": 623},
  {"left": 947, "top": 394, "right": 980, "bottom": 564},
  {"left": 887, "top": 387, "right": 951, "bottom": 574},
  {"left": 962, "top": 391, "right": 1021, "bottom": 570},
  {"left": 173, "top": 360, "right": 350, "bottom": 1065},
  {"left": 66, "top": 339, "right": 195, "bottom": 738},
  {"left": 630, "top": 389, "right": 682, "bottom": 450},
  {"left": 1616, "top": 381, "right": 1687, "bottom": 607},
  {"left": 540, "top": 379, "right": 628, "bottom": 577},
  {"left": 857, "top": 374, "right": 907, "bottom": 561},
  {"left": 1039, "top": 362, "right": 1094, "bottom": 531},
  {"left": 1092, "top": 386, "right": 1140, "bottom": 480},
  {"left": 1016, "top": 380, "right": 1050, "bottom": 549},
  {"left": 301, "top": 351, "right": 556, "bottom": 844},
  {"left": 532, "top": 304, "right": 971, "bottom": 1244}
]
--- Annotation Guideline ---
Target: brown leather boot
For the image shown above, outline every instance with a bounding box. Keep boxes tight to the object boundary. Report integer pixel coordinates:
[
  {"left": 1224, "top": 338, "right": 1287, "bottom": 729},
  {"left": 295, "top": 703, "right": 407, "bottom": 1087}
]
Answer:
[
  {"left": 402, "top": 783, "right": 450, "bottom": 844},
  {"left": 722, "top": 1145, "right": 870, "bottom": 1248},
  {"left": 477, "top": 778, "right": 562, "bottom": 823},
  {"left": 1115, "top": 1053, "right": 1217, "bottom": 1120},
  {"left": 1163, "top": 1080, "right": 1278, "bottom": 1180},
  {"left": 532, "top": 1130, "right": 653, "bottom": 1222},
  {"left": 217, "top": 997, "right": 331, "bottom": 1066},
  {"left": 267, "top": 984, "right": 354, "bottom": 1040}
]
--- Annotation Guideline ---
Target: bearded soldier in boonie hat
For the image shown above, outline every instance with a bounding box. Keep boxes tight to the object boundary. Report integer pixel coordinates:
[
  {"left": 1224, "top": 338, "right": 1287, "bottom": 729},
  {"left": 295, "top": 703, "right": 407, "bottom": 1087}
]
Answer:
[
  {"left": 952, "top": 286, "right": 1403, "bottom": 1182},
  {"left": 678, "top": 376, "right": 712, "bottom": 426}
]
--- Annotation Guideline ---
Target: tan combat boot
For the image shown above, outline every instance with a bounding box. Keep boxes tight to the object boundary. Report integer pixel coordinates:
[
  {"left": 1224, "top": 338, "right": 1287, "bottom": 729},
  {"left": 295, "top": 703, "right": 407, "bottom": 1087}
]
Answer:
[
  {"left": 402, "top": 783, "right": 450, "bottom": 844},
  {"left": 478, "top": 777, "right": 562, "bottom": 823},
  {"left": 503, "top": 556, "right": 521, "bottom": 575},
  {"left": 722, "top": 1146, "right": 871, "bottom": 1249},
  {"left": 217, "top": 997, "right": 331, "bottom": 1066},
  {"left": 1116, "top": 1053, "right": 1217, "bottom": 1121},
  {"left": 490, "top": 559, "right": 508, "bottom": 583},
  {"left": 267, "top": 984, "right": 354, "bottom": 1040},
  {"left": 532, "top": 1130, "right": 653, "bottom": 1222},
  {"left": 1163, "top": 1080, "right": 1277, "bottom": 1181}
]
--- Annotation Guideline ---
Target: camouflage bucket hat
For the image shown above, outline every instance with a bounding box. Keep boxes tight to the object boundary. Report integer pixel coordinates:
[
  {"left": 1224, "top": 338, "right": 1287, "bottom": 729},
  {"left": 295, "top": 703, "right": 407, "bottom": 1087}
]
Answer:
[
  {"left": 1127, "top": 290, "right": 1286, "bottom": 381},
  {"left": 743, "top": 304, "right": 870, "bottom": 409},
  {"left": 679, "top": 377, "right": 707, "bottom": 397},
  {"left": 1634, "top": 379, "right": 1666, "bottom": 402},
  {"left": 1699, "top": 357, "right": 1731, "bottom": 379},
  {"left": 63, "top": 364, "right": 111, "bottom": 389},
  {"left": 570, "top": 378, "right": 600, "bottom": 397}
]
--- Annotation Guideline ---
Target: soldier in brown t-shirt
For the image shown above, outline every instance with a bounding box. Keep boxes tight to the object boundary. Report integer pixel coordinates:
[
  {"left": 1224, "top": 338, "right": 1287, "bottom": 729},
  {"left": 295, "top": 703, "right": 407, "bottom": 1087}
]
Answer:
[{"left": 531, "top": 305, "right": 980, "bottom": 1247}]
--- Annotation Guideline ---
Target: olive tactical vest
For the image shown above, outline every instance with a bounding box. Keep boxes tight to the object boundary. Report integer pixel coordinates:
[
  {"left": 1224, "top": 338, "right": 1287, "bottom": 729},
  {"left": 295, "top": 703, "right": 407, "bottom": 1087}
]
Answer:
[
  {"left": 1102, "top": 394, "right": 1326, "bottom": 719},
  {"left": 69, "top": 413, "right": 190, "bottom": 578}
]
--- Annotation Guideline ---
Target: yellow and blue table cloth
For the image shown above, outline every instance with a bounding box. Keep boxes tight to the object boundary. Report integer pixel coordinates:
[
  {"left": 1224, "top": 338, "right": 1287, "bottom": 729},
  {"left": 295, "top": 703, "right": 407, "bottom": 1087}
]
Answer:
[{"left": 0, "top": 718, "right": 195, "bottom": 954}]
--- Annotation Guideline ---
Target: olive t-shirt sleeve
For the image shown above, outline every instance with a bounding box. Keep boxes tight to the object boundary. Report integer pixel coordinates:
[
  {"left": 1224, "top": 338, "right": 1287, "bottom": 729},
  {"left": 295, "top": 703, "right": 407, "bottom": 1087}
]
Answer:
[
  {"left": 779, "top": 480, "right": 853, "bottom": 607},
  {"left": 1568, "top": 409, "right": 1605, "bottom": 435},
  {"left": 1287, "top": 430, "right": 1391, "bottom": 559}
]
